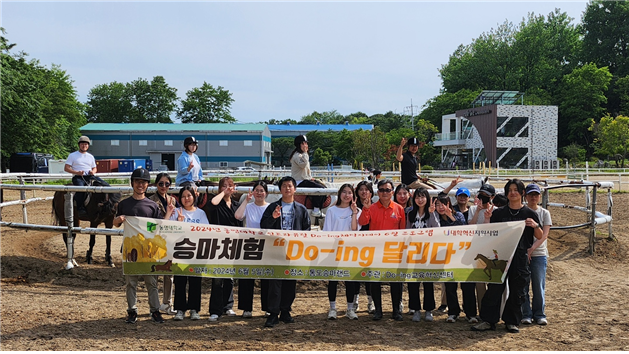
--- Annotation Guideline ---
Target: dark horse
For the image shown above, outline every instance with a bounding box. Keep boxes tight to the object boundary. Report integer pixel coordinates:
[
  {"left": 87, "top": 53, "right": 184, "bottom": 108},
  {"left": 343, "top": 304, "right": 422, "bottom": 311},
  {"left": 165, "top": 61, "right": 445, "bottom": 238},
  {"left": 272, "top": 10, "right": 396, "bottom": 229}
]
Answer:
[{"left": 52, "top": 180, "right": 121, "bottom": 267}]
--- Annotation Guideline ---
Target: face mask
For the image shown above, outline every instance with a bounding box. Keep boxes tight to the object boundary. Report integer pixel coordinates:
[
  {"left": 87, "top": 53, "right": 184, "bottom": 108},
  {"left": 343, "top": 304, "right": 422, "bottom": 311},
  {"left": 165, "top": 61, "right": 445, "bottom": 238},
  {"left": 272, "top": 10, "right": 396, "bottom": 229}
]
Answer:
[{"left": 478, "top": 195, "right": 491, "bottom": 204}]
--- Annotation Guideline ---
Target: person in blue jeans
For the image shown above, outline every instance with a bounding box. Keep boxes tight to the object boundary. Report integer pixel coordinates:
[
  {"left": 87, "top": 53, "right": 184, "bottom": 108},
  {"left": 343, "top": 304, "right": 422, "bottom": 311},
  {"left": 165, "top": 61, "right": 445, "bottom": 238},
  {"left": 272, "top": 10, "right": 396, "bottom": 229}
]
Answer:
[{"left": 521, "top": 184, "right": 552, "bottom": 326}]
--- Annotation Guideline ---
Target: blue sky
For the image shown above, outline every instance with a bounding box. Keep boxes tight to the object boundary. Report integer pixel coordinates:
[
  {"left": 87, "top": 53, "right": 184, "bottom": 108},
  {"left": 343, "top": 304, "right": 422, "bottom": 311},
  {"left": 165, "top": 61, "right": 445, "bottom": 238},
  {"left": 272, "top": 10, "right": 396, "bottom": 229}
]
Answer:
[{"left": 2, "top": 1, "right": 588, "bottom": 123}]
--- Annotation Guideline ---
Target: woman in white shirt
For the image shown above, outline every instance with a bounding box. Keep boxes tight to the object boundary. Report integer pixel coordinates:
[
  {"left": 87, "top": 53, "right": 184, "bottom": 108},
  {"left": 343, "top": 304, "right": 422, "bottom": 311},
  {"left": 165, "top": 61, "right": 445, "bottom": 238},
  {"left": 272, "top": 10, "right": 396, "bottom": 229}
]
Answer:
[
  {"left": 234, "top": 180, "right": 270, "bottom": 318},
  {"left": 323, "top": 183, "right": 361, "bottom": 320},
  {"left": 165, "top": 185, "right": 209, "bottom": 321}
]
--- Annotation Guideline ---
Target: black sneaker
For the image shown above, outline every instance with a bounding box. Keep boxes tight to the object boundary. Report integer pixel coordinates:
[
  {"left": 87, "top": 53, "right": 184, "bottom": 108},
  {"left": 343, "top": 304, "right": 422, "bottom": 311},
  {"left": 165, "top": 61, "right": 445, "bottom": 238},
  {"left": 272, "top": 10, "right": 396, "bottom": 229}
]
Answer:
[
  {"left": 279, "top": 312, "right": 294, "bottom": 324},
  {"left": 372, "top": 311, "right": 383, "bottom": 321},
  {"left": 151, "top": 311, "right": 165, "bottom": 323},
  {"left": 125, "top": 310, "right": 137, "bottom": 324},
  {"left": 437, "top": 305, "right": 448, "bottom": 313},
  {"left": 392, "top": 311, "right": 403, "bottom": 321},
  {"left": 264, "top": 314, "right": 279, "bottom": 328}
]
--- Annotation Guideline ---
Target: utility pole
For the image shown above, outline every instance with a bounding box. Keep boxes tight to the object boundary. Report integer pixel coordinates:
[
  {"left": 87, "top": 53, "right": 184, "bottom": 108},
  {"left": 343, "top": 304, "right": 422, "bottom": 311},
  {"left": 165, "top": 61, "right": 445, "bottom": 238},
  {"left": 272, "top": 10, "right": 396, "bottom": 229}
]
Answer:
[{"left": 404, "top": 99, "right": 418, "bottom": 131}]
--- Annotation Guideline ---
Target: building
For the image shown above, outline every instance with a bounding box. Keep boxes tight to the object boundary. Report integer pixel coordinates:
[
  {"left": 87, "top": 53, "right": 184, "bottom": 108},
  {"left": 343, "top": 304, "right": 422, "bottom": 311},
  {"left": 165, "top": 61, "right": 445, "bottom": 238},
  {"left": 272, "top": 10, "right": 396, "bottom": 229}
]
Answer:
[
  {"left": 433, "top": 91, "right": 558, "bottom": 170},
  {"left": 80, "top": 123, "right": 272, "bottom": 170}
]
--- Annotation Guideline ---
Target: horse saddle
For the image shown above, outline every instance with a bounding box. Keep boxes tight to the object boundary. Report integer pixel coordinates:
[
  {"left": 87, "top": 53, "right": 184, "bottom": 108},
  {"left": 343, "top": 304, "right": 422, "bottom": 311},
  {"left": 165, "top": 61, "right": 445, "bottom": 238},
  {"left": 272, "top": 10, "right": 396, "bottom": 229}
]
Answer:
[{"left": 81, "top": 179, "right": 110, "bottom": 207}]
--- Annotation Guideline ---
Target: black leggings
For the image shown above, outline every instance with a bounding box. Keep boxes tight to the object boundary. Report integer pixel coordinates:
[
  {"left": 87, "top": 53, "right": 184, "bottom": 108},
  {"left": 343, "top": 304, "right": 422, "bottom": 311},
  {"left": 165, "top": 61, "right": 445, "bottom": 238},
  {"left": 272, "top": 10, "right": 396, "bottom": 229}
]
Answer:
[
  {"left": 328, "top": 281, "right": 357, "bottom": 303},
  {"left": 297, "top": 180, "right": 326, "bottom": 209}
]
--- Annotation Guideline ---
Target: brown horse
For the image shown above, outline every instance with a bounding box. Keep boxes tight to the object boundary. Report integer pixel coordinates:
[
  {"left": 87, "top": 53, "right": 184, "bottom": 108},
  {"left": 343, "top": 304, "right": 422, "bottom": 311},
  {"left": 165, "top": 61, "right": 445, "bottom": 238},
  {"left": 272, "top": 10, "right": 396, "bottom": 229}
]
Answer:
[
  {"left": 474, "top": 253, "right": 507, "bottom": 280},
  {"left": 52, "top": 180, "right": 121, "bottom": 267}
]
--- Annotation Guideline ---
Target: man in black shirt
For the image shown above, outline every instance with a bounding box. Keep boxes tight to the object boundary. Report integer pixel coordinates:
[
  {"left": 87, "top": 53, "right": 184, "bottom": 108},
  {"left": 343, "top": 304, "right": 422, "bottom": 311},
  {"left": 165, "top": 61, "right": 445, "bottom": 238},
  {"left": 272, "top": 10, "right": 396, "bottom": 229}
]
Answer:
[
  {"left": 260, "top": 176, "right": 311, "bottom": 328},
  {"left": 471, "top": 179, "right": 542, "bottom": 334},
  {"left": 114, "top": 168, "right": 165, "bottom": 324},
  {"left": 396, "top": 137, "right": 431, "bottom": 189}
]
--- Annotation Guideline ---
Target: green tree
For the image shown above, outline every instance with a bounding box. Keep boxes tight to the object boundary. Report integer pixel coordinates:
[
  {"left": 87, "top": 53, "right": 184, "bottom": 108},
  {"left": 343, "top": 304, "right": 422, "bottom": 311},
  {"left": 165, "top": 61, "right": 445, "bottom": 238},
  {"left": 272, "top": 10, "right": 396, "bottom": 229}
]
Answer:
[
  {"left": 417, "top": 89, "right": 479, "bottom": 127},
  {"left": 562, "top": 143, "right": 586, "bottom": 167},
  {"left": 581, "top": 1, "right": 629, "bottom": 115},
  {"left": 616, "top": 75, "right": 629, "bottom": 116},
  {"left": 352, "top": 128, "right": 388, "bottom": 169},
  {"left": 86, "top": 82, "right": 132, "bottom": 123},
  {"left": 590, "top": 115, "right": 629, "bottom": 167},
  {"left": 557, "top": 63, "right": 612, "bottom": 148},
  {"left": 312, "top": 148, "right": 332, "bottom": 166},
  {"left": 300, "top": 110, "right": 345, "bottom": 124},
  {"left": 1, "top": 28, "right": 85, "bottom": 168},
  {"left": 127, "top": 76, "right": 178, "bottom": 123},
  {"left": 271, "top": 137, "right": 295, "bottom": 167},
  {"left": 178, "top": 82, "right": 235, "bottom": 123}
]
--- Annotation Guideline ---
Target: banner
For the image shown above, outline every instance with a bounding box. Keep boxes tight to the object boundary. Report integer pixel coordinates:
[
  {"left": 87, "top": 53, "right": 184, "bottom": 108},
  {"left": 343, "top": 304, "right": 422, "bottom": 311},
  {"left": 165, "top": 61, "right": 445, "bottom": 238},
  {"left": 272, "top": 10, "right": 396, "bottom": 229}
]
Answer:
[{"left": 122, "top": 216, "right": 525, "bottom": 284}]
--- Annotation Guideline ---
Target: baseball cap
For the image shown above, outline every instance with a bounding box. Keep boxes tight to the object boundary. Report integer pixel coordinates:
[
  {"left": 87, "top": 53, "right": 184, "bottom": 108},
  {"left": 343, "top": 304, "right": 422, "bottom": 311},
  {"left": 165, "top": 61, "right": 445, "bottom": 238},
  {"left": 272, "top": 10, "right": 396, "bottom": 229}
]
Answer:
[
  {"left": 479, "top": 184, "right": 496, "bottom": 196},
  {"left": 525, "top": 184, "right": 542, "bottom": 195},
  {"left": 455, "top": 187, "right": 470, "bottom": 197}
]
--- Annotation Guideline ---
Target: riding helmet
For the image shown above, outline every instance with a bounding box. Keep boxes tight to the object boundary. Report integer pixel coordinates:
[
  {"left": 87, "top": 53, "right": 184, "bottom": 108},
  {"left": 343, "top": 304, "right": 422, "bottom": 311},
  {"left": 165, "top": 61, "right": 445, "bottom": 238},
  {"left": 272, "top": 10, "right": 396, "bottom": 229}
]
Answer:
[
  {"left": 78, "top": 136, "right": 91, "bottom": 145},
  {"left": 184, "top": 136, "right": 198, "bottom": 146},
  {"left": 406, "top": 137, "right": 419, "bottom": 146},
  {"left": 294, "top": 135, "right": 307, "bottom": 148},
  {"left": 130, "top": 168, "right": 151, "bottom": 182}
]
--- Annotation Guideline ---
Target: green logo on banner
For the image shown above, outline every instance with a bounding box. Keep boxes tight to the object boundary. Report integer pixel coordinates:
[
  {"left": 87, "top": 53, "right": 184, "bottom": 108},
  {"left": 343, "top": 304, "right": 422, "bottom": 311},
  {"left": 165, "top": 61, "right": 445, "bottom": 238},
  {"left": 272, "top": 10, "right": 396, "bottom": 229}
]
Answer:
[{"left": 147, "top": 222, "right": 157, "bottom": 233}]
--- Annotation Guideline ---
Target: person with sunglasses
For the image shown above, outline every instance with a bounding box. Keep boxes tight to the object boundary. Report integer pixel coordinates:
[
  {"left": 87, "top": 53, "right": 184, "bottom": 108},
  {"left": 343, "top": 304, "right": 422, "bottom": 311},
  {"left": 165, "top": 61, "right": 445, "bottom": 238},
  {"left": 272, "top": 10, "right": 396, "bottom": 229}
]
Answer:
[
  {"left": 358, "top": 179, "right": 406, "bottom": 321},
  {"left": 148, "top": 173, "right": 180, "bottom": 316}
]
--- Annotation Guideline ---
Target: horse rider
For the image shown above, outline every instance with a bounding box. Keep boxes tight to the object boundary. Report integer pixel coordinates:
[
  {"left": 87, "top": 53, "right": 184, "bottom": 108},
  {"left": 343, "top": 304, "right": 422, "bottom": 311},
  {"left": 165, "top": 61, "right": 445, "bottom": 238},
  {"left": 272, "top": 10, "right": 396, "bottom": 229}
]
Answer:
[
  {"left": 65, "top": 135, "right": 104, "bottom": 218},
  {"left": 396, "top": 137, "right": 431, "bottom": 190},
  {"left": 175, "top": 136, "right": 203, "bottom": 187}
]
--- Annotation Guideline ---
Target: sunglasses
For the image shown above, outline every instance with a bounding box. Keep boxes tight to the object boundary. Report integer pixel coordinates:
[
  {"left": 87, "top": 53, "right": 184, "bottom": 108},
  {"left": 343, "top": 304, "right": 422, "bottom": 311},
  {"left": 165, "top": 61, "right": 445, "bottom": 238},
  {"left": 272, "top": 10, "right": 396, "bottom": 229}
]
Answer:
[
  {"left": 378, "top": 188, "right": 393, "bottom": 193},
  {"left": 158, "top": 182, "right": 171, "bottom": 187}
]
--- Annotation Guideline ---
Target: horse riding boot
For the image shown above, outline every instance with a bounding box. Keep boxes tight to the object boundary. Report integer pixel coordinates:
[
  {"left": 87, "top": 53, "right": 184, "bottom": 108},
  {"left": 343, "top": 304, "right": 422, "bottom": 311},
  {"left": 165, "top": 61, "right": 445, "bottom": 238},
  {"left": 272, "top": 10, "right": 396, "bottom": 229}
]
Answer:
[
  {"left": 106, "top": 254, "right": 115, "bottom": 268},
  {"left": 86, "top": 250, "right": 93, "bottom": 264}
]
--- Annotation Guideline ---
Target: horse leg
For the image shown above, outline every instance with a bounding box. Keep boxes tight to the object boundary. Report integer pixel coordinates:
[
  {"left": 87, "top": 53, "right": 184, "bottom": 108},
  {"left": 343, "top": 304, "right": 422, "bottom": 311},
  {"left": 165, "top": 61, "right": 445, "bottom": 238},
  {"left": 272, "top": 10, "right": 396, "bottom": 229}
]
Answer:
[
  {"left": 86, "top": 234, "right": 96, "bottom": 264},
  {"left": 105, "top": 235, "right": 114, "bottom": 268}
]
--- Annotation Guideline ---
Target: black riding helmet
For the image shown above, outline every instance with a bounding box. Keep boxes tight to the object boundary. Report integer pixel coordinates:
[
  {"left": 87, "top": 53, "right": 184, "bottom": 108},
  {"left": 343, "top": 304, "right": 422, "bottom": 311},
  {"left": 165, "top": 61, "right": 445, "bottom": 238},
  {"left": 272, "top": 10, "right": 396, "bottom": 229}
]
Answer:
[
  {"left": 294, "top": 135, "right": 307, "bottom": 148},
  {"left": 184, "top": 136, "right": 198, "bottom": 146},
  {"left": 406, "top": 137, "right": 419, "bottom": 147},
  {"left": 130, "top": 168, "right": 151, "bottom": 182}
]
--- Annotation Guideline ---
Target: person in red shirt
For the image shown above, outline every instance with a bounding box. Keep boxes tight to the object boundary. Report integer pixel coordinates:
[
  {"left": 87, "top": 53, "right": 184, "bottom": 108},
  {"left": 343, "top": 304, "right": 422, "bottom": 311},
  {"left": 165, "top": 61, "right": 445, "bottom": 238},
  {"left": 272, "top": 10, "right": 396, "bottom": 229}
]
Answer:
[{"left": 358, "top": 179, "right": 406, "bottom": 321}]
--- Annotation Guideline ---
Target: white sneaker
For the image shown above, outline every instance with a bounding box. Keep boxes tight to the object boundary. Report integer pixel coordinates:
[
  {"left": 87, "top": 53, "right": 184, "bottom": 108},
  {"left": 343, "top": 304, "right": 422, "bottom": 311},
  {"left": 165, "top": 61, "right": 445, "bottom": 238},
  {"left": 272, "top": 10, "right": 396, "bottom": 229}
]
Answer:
[
  {"left": 412, "top": 311, "right": 421, "bottom": 322},
  {"left": 446, "top": 315, "right": 458, "bottom": 323},
  {"left": 160, "top": 303, "right": 177, "bottom": 315},
  {"left": 190, "top": 309, "right": 200, "bottom": 320},
  {"left": 536, "top": 318, "right": 548, "bottom": 326},
  {"left": 174, "top": 310, "right": 184, "bottom": 321},
  {"left": 71, "top": 259, "right": 79, "bottom": 267},
  {"left": 224, "top": 309, "right": 237, "bottom": 316},
  {"left": 242, "top": 311, "right": 252, "bottom": 318},
  {"left": 367, "top": 303, "right": 376, "bottom": 314},
  {"left": 353, "top": 303, "right": 359, "bottom": 312},
  {"left": 208, "top": 314, "right": 219, "bottom": 322},
  {"left": 311, "top": 208, "right": 322, "bottom": 217},
  {"left": 327, "top": 308, "right": 337, "bottom": 320},
  {"left": 346, "top": 309, "right": 358, "bottom": 320},
  {"left": 424, "top": 311, "right": 433, "bottom": 322},
  {"left": 408, "top": 309, "right": 415, "bottom": 315},
  {"left": 521, "top": 318, "right": 533, "bottom": 325}
]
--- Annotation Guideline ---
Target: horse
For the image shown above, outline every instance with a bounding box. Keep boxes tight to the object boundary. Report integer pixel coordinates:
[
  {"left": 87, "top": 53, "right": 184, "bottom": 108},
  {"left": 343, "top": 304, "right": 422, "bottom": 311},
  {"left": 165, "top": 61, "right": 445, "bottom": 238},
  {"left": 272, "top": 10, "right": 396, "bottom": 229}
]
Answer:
[
  {"left": 474, "top": 253, "right": 507, "bottom": 280},
  {"left": 52, "top": 180, "right": 121, "bottom": 267}
]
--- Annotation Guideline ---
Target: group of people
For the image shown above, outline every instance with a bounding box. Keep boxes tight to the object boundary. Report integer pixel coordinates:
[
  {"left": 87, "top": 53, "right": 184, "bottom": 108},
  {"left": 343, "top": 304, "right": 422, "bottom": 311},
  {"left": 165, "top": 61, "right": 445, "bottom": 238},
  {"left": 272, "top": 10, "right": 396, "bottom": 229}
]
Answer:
[{"left": 68, "top": 135, "right": 551, "bottom": 333}]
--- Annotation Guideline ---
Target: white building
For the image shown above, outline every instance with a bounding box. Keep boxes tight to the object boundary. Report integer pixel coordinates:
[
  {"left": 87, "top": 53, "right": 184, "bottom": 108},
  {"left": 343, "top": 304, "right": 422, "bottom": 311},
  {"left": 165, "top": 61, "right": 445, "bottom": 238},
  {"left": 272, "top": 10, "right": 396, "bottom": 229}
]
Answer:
[{"left": 433, "top": 91, "right": 558, "bottom": 170}]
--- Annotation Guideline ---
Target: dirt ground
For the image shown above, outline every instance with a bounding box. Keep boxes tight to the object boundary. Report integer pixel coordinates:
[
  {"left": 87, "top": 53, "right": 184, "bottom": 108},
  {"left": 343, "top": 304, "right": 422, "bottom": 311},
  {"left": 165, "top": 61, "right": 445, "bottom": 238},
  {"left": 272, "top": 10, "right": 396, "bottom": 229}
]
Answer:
[{"left": 1, "top": 188, "right": 629, "bottom": 351}]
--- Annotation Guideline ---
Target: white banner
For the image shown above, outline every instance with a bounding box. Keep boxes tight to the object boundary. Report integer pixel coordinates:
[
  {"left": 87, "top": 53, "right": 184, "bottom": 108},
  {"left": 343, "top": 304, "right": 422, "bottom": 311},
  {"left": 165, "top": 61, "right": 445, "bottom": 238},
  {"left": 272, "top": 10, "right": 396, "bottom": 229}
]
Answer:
[{"left": 122, "top": 216, "right": 525, "bottom": 283}]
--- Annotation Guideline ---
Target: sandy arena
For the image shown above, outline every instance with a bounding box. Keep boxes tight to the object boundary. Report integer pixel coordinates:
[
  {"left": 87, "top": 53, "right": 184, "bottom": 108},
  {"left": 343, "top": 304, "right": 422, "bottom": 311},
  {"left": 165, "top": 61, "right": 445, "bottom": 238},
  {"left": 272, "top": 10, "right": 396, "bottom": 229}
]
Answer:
[{"left": 1, "top": 188, "right": 628, "bottom": 351}]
